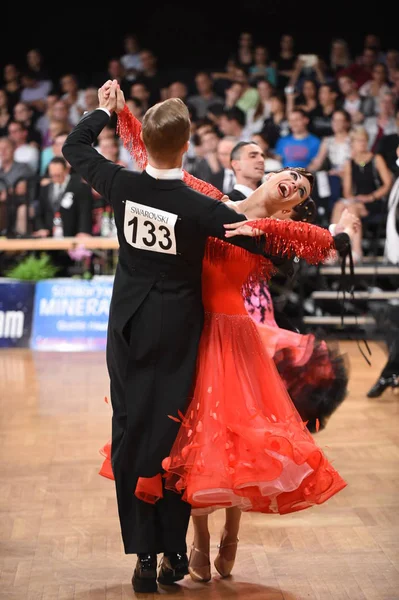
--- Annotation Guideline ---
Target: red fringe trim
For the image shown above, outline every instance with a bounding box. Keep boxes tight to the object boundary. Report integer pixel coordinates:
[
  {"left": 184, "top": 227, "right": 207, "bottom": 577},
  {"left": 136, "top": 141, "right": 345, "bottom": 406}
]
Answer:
[
  {"left": 116, "top": 105, "right": 148, "bottom": 170},
  {"left": 182, "top": 171, "right": 225, "bottom": 200},
  {"left": 248, "top": 219, "right": 336, "bottom": 264}
]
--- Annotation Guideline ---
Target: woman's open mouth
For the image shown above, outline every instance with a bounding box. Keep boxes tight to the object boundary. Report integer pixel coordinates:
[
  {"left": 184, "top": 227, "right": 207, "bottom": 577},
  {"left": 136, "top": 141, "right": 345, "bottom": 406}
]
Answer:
[{"left": 278, "top": 182, "right": 292, "bottom": 198}]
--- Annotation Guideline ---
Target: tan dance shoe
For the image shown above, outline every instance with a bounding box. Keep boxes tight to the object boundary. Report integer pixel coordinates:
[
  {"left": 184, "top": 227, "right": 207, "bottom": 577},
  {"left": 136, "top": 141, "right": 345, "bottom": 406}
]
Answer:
[{"left": 188, "top": 544, "right": 211, "bottom": 582}]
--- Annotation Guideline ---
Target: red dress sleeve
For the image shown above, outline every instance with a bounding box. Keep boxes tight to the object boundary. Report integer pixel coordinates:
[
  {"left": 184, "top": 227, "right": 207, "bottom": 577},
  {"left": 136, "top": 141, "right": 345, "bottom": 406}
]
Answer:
[{"left": 247, "top": 218, "right": 336, "bottom": 264}]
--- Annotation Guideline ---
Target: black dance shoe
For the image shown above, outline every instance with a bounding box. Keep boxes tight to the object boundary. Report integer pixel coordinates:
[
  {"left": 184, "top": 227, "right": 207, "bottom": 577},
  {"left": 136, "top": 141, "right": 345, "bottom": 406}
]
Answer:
[
  {"left": 367, "top": 374, "right": 399, "bottom": 398},
  {"left": 132, "top": 553, "right": 158, "bottom": 593},
  {"left": 157, "top": 552, "right": 189, "bottom": 585}
]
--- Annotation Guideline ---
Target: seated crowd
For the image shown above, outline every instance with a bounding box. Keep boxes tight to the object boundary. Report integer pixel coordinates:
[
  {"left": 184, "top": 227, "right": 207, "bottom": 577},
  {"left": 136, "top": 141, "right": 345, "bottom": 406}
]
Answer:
[{"left": 0, "top": 32, "right": 398, "bottom": 266}]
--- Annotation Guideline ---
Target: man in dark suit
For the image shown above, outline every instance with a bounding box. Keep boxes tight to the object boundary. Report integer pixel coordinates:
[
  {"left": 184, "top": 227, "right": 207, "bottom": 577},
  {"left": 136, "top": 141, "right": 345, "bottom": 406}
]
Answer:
[
  {"left": 62, "top": 81, "right": 308, "bottom": 593},
  {"left": 228, "top": 141, "right": 264, "bottom": 202},
  {"left": 33, "top": 157, "right": 92, "bottom": 237}
]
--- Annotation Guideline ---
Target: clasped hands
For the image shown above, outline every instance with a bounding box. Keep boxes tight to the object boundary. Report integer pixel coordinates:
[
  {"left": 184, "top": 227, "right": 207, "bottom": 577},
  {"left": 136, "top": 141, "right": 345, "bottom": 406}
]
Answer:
[{"left": 98, "top": 79, "right": 125, "bottom": 113}]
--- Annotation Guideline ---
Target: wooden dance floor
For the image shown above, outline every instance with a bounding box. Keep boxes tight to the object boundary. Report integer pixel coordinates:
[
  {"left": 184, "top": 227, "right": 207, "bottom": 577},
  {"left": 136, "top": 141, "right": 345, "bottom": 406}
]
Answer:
[{"left": 1, "top": 342, "right": 398, "bottom": 599}]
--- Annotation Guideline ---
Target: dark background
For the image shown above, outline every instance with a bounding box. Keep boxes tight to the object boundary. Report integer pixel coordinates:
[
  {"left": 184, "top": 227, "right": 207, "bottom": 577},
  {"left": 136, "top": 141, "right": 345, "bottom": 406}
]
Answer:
[{"left": 2, "top": 4, "right": 398, "bottom": 82}]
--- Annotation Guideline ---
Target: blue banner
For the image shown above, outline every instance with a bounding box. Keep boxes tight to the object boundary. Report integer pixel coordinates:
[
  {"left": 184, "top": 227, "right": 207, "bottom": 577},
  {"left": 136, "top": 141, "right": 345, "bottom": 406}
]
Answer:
[
  {"left": 31, "top": 278, "right": 112, "bottom": 351},
  {"left": 0, "top": 280, "right": 35, "bottom": 348}
]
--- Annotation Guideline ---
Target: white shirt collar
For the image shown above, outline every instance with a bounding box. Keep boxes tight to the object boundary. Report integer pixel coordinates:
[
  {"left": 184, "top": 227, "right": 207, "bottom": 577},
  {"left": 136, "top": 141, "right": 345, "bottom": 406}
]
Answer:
[
  {"left": 146, "top": 164, "right": 183, "bottom": 180},
  {"left": 233, "top": 183, "right": 254, "bottom": 198}
]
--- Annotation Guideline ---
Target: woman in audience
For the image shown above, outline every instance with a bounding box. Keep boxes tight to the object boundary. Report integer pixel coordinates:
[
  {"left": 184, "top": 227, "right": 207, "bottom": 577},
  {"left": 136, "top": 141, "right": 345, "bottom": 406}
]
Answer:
[
  {"left": 243, "top": 78, "right": 274, "bottom": 137},
  {"left": 308, "top": 109, "right": 352, "bottom": 206},
  {"left": 359, "top": 63, "right": 391, "bottom": 117},
  {"left": 330, "top": 126, "right": 393, "bottom": 262},
  {"left": 249, "top": 46, "right": 277, "bottom": 86},
  {"left": 287, "top": 78, "right": 319, "bottom": 117},
  {"left": 328, "top": 39, "right": 352, "bottom": 77}
]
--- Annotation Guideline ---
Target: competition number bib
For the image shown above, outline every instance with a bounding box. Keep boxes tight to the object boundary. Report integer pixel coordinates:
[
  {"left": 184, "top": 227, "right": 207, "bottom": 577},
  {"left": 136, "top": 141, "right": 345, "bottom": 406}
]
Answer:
[{"left": 124, "top": 200, "right": 177, "bottom": 255}]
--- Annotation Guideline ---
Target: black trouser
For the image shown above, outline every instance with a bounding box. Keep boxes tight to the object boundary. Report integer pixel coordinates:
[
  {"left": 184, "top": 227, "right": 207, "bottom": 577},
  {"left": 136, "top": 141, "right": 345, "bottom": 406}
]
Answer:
[
  {"left": 115, "top": 472, "right": 191, "bottom": 555},
  {"left": 381, "top": 339, "right": 399, "bottom": 378}
]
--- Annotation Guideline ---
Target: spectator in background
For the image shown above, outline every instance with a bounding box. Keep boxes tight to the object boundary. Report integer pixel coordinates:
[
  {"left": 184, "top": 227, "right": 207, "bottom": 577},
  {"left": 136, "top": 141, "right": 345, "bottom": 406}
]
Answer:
[
  {"left": 308, "top": 109, "right": 352, "bottom": 211},
  {"left": 330, "top": 127, "right": 392, "bottom": 262},
  {"left": 287, "top": 78, "right": 319, "bottom": 118},
  {"left": 249, "top": 46, "right": 277, "bottom": 87},
  {"left": 83, "top": 87, "right": 99, "bottom": 113},
  {"left": 130, "top": 82, "right": 150, "bottom": 113},
  {"left": 168, "top": 81, "right": 188, "bottom": 102},
  {"left": 190, "top": 128, "right": 220, "bottom": 182},
  {"left": 337, "top": 74, "right": 366, "bottom": 125},
  {"left": 260, "top": 93, "right": 289, "bottom": 149},
  {"left": 308, "top": 109, "right": 352, "bottom": 178},
  {"left": 275, "top": 34, "right": 297, "bottom": 90},
  {"left": 26, "top": 49, "right": 51, "bottom": 83},
  {"left": 224, "top": 81, "right": 244, "bottom": 111},
  {"left": 338, "top": 47, "right": 377, "bottom": 89},
  {"left": 233, "top": 31, "right": 254, "bottom": 69},
  {"left": 187, "top": 71, "right": 224, "bottom": 119},
  {"left": 386, "top": 50, "right": 399, "bottom": 85},
  {"left": 13, "top": 102, "right": 42, "bottom": 147},
  {"left": 208, "top": 136, "right": 237, "bottom": 193},
  {"left": 206, "top": 103, "right": 225, "bottom": 134},
  {"left": 243, "top": 78, "right": 274, "bottom": 138},
  {"left": 359, "top": 62, "right": 391, "bottom": 117},
  {"left": 40, "top": 131, "right": 69, "bottom": 177},
  {"left": 34, "top": 94, "right": 60, "bottom": 142},
  {"left": 7, "top": 121, "right": 39, "bottom": 173},
  {"left": 95, "top": 125, "right": 137, "bottom": 171},
  {"left": 0, "top": 137, "right": 33, "bottom": 235},
  {"left": 211, "top": 57, "right": 238, "bottom": 97},
  {"left": 3, "top": 64, "right": 21, "bottom": 111},
  {"left": 364, "top": 92, "right": 398, "bottom": 151},
  {"left": 376, "top": 108, "right": 399, "bottom": 177},
  {"left": 0, "top": 89, "right": 11, "bottom": 137},
  {"left": 104, "top": 59, "right": 131, "bottom": 97},
  {"left": 328, "top": 39, "right": 352, "bottom": 77},
  {"left": 218, "top": 107, "right": 247, "bottom": 141},
  {"left": 309, "top": 83, "right": 338, "bottom": 138},
  {"left": 235, "top": 66, "right": 260, "bottom": 114},
  {"left": 228, "top": 141, "right": 265, "bottom": 201},
  {"left": 126, "top": 97, "right": 144, "bottom": 122},
  {"left": 20, "top": 71, "right": 50, "bottom": 113},
  {"left": 120, "top": 34, "right": 143, "bottom": 81},
  {"left": 60, "top": 74, "right": 86, "bottom": 125},
  {"left": 40, "top": 100, "right": 71, "bottom": 148},
  {"left": 33, "top": 157, "right": 92, "bottom": 238},
  {"left": 135, "top": 49, "right": 168, "bottom": 105},
  {"left": 390, "top": 70, "right": 399, "bottom": 110},
  {"left": 361, "top": 34, "right": 385, "bottom": 64},
  {"left": 251, "top": 132, "right": 283, "bottom": 173},
  {"left": 275, "top": 108, "right": 320, "bottom": 169}
]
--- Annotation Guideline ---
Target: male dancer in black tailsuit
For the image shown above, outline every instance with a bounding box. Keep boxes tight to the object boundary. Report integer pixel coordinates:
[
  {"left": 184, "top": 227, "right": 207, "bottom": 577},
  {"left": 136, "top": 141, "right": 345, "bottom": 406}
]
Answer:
[{"left": 63, "top": 80, "right": 310, "bottom": 593}]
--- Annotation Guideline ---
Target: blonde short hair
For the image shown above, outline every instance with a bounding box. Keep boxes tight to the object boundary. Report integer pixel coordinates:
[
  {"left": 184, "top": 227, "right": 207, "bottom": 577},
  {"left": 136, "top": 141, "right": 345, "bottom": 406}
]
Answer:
[{"left": 142, "top": 98, "right": 190, "bottom": 158}]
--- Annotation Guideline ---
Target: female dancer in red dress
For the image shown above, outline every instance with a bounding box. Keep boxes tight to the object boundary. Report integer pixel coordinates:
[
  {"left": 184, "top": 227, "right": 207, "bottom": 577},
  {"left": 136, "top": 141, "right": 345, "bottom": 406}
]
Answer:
[{"left": 99, "top": 101, "right": 352, "bottom": 582}]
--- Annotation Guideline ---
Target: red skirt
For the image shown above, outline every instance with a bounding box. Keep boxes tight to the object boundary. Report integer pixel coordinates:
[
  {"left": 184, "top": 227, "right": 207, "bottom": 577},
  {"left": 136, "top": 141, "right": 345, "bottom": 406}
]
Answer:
[
  {"left": 100, "top": 312, "right": 347, "bottom": 512},
  {"left": 160, "top": 311, "right": 346, "bottom": 514}
]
